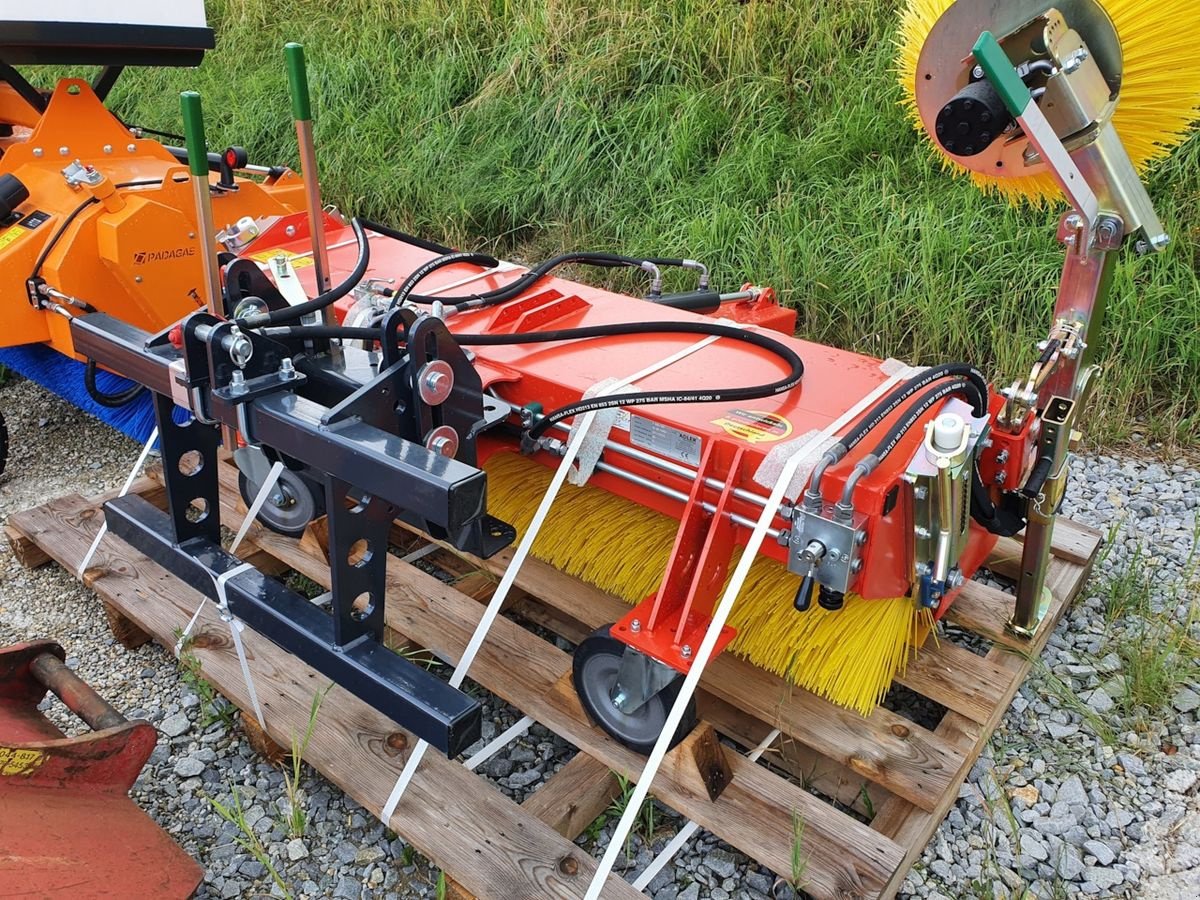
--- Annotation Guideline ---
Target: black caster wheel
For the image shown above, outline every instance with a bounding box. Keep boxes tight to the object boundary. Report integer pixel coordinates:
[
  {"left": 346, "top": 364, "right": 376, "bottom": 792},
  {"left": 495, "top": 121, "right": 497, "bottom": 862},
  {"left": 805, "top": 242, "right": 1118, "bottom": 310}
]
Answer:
[
  {"left": 237, "top": 466, "right": 321, "bottom": 538},
  {"left": 572, "top": 624, "right": 697, "bottom": 755}
]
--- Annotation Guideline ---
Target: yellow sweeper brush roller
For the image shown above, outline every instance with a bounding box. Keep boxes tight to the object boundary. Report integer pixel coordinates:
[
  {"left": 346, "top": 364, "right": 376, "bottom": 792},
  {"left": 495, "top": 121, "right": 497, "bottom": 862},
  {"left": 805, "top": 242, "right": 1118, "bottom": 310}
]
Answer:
[
  {"left": 485, "top": 454, "right": 929, "bottom": 716},
  {"left": 898, "top": 0, "right": 1200, "bottom": 204}
]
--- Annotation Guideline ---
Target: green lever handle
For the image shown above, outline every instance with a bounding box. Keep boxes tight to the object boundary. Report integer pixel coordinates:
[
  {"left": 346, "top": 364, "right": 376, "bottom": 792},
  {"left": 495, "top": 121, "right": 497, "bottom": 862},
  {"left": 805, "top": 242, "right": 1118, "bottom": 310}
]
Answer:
[
  {"left": 284, "top": 42, "right": 312, "bottom": 122},
  {"left": 179, "top": 91, "right": 209, "bottom": 178},
  {"left": 972, "top": 31, "right": 1032, "bottom": 119}
]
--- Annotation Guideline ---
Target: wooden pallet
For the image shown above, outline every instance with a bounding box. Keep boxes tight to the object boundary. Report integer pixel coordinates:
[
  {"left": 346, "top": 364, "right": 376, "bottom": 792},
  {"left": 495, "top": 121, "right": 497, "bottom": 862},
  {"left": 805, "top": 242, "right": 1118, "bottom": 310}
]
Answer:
[{"left": 5, "top": 459, "right": 1102, "bottom": 900}]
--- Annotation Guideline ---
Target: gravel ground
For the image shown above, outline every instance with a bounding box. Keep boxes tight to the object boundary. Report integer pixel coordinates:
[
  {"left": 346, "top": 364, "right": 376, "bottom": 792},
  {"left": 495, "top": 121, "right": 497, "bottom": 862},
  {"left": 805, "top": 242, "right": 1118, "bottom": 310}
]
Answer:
[{"left": 1, "top": 374, "right": 1197, "bottom": 900}]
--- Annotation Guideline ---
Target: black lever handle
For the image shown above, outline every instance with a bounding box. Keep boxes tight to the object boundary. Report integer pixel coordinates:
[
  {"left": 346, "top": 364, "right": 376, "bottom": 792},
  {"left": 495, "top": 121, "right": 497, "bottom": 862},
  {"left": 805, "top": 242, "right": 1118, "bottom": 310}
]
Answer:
[{"left": 793, "top": 571, "right": 816, "bottom": 612}]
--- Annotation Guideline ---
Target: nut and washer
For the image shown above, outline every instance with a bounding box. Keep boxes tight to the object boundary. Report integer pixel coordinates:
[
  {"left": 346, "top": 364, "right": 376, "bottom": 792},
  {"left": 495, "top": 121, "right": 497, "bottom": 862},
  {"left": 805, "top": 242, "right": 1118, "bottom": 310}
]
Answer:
[
  {"left": 417, "top": 360, "right": 454, "bottom": 406},
  {"left": 424, "top": 425, "right": 460, "bottom": 458}
]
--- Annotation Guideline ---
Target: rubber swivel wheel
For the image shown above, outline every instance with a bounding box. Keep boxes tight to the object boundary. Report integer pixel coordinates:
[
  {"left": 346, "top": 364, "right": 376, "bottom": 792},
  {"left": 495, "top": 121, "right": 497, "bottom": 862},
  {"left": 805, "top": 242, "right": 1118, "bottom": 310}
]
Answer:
[
  {"left": 572, "top": 624, "right": 697, "bottom": 755},
  {"left": 237, "top": 467, "right": 319, "bottom": 538}
]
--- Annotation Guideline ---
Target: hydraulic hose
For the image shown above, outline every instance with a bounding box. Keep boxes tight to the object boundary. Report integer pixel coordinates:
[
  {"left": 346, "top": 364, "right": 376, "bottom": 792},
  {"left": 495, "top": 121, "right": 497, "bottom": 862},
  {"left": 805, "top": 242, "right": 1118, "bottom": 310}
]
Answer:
[
  {"left": 388, "top": 250, "right": 500, "bottom": 309},
  {"left": 399, "top": 251, "right": 657, "bottom": 311},
  {"left": 838, "top": 377, "right": 983, "bottom": 507},
  {"left": 454, "top": 321, "right": 804, "bottom": 439},
  {"left": 84, "top": 358, "right": 146, "bottom": 408},
  {"left": 243, "top": 217, "right": 370, "bottom": 327},
  {"left": 803, "top": 363, "right": 988, "bottom": 509},
  {"left": 359, "top": 218, "right": 453, "bottom": 255}
]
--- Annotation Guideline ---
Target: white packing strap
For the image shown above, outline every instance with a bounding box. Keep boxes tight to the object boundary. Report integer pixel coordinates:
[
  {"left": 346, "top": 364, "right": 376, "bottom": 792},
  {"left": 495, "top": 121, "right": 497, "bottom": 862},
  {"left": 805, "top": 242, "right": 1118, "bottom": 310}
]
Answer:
[
  {"left": 566, "top": 378, "right": 621, "bottom": 486},
  {"left": 462, "top": 715, "right": 535, "bottom": 772},
  {"left": 631, "top": 727, "right": 781, "bottom": 891},
  {"left": 379, "top": 332, "right": 724, "bottom": 821},
  {"left": 229, "top": 460, "right": 286, "bottom": 554},
  {"left": 173, "top": 561, "right": 265, "bottom": 730},
  {"left": 583, "top": 365, "right": 918, "bottom": 900},
  {"left": 77, "top": 427, "right": 160, "bottom": 579},
  {"left": 752, "top": 360, "right": 924, "bottom": 501}
]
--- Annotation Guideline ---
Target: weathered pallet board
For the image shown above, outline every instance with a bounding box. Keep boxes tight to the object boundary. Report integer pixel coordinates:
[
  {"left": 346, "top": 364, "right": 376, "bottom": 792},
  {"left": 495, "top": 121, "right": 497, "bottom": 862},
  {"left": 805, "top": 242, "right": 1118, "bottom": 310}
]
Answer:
[{"left": 6, "top": 462, "right": 1102, "bottom": 900}]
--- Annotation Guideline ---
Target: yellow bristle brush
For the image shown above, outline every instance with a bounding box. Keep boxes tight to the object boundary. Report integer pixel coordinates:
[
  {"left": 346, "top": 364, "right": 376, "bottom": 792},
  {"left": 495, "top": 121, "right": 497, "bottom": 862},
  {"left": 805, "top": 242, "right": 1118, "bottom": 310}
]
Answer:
[{"left": 484, "top": 453, "right": 930, "bottom": 716}]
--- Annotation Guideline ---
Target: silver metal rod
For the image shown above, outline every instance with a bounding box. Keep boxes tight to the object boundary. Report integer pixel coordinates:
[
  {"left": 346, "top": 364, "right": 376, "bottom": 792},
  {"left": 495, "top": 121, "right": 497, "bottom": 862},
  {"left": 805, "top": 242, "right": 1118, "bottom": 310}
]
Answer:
[
  {"left": 548, "top": 420, "right": 788, "bottom": 514},
  {"left": 579, "top": 456, "right": 780, "bottom": 540},
  {"left": 295, "top": 119, "right": 333, "bottom": 316},
  {"left": 192, "top": 179, "right": 223, "bottom": 317}
]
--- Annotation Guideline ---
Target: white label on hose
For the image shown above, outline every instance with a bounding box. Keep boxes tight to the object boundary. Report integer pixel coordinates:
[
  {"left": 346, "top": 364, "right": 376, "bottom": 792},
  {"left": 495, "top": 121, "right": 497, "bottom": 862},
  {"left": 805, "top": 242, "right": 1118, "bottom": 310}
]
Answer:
[{"left": 629, "top": 415, "right": 701, "bottom": 466}]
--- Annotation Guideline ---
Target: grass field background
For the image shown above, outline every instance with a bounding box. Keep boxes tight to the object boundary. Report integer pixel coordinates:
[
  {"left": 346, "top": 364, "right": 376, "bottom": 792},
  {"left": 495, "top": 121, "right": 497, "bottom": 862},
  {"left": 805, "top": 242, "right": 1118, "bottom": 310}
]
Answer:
[{"left": 62, "top": 0, "right": 1200, "bottom": 444}]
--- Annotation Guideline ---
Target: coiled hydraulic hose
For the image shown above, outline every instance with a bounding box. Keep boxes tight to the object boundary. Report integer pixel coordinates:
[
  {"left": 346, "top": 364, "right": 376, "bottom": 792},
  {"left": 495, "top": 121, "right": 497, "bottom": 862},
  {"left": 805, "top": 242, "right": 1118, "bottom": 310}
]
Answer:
[
  {"left": 240, "top": 217, "right": 371, "bottom": 327},
  {"left": 265, "top": 319, "right": 805, "bottom": 439},
  {"left": 394, "top": 251, "right": 665, "bottom": 312}
]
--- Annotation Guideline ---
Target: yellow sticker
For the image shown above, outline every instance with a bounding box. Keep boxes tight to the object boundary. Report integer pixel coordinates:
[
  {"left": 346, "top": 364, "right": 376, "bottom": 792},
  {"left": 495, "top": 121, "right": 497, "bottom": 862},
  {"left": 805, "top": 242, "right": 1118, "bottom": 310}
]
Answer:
[
  {"left": 0, "top": 746, "right": 46, "bottom": 776},
  {"left": 0, "top": 225, "right": 29, "bottom": 253},
  {"left": 246, "top": 247, "right": 315, "bottom": 269},
  {"left": 711, "top": 409, "right": 794, "bottom": 445}
]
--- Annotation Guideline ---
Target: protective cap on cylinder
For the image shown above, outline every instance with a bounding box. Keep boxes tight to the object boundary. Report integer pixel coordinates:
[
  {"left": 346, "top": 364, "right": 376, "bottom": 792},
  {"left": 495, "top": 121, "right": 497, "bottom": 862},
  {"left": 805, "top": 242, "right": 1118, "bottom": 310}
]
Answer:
[{"left": 931, "top": 413, "right": 966, "bottom": 452}]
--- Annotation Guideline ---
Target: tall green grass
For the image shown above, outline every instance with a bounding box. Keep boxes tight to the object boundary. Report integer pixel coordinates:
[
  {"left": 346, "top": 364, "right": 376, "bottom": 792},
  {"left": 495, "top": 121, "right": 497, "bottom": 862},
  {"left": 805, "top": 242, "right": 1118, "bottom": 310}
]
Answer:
[{"left": 49, "top": 0, "right": 1200, "bottom": 443}]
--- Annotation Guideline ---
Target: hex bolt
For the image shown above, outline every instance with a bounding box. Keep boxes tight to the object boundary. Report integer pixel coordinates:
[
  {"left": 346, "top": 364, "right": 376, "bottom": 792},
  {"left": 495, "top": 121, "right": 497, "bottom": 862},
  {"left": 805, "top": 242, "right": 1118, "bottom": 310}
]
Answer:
[
  {"left": 279, "top": 358, "right": 296, "bottom": 379},
  {"left": 850, "top": 559, "right": 864, "bottom": 573},
  {"left": 913, "top": 486, "right": 928, "bottom": 500},
  {"left": 58, "top": 146, "right": 69, "bottom": 156},
  {"left": 103, "top": 144, "right": 113, "bottom": 154},
  {"left": 915, "top": 525, "right": 932, "bottom": 539},
  {"left": 855, "top": 530, "right": 868, "bottom": 546},
  {"left": 680, "top": 644, "right": 692, "bottom": 659},
  {"left": 915, "top": 562, "right": 931, "bottom": 576},
  {"left": 630, "top": 619, "right": 641, "bottom": 633},
  {"left": 32, "top": 147, "right": 43, "bottom": 157},
  {"left": 229, "top": 369, "right": 247, "bottom": 396},
  {"left": 127, "top": 143, "right": 136, "bottom": 153}
]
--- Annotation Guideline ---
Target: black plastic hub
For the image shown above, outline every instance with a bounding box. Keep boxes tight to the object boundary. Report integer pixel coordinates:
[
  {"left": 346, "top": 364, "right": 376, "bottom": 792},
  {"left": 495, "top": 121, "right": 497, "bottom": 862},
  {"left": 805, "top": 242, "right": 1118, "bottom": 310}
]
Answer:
[{"left": 935, "top": 80, "right": 1013, "bottom": 157}]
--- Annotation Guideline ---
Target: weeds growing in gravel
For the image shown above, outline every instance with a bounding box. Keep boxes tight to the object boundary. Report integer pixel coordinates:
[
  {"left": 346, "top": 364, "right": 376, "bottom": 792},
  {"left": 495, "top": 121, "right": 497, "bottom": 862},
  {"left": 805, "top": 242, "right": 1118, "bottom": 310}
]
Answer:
[
  {"left": 207, "top": 785, "right": 291, "bottom": 898},
  {"left": 596, "top": 772, "right": 659, "bottom": 859},
  {"left": 1100, "top": 529, "right": 1200, "bottom": 726},
  {"left": 280, "top": 683, "right": 333, "bottom": 839},
  {"left": 173, "top": 628, "right": 237, "bottom": 730}
]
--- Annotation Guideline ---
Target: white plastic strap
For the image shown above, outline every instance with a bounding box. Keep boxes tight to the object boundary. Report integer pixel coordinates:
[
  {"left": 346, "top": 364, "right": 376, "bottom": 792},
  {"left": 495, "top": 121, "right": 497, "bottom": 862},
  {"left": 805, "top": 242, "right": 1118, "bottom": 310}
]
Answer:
[
  {"left": 462, "top": 715, "right": 535, "bottom": 772},
  {"left": 584, "top": 367, "right": 917, "bottom": 900},
  {"left": 77, "top": 427, "right": 159, "bottom": 579},
  {"left": 399, "top": 543, "right": 439, "bottom": 565},
  {"left": 379, "top": 333, "right": 723, "bottom": 820},
  {"left": 172, "top": 561, "right": 265, "bottom": 729},
  {"left": 230, "top": 460, "right": 285, "bottom": 554},
  {"left": 631, "top": 727, "right": 781, "bottom": 891}
]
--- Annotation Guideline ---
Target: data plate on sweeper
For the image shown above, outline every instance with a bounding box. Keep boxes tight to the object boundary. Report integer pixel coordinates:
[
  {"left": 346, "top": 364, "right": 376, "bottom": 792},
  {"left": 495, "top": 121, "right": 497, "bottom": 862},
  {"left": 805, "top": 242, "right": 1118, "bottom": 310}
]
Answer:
[{"left": 628, "top": 414, "right": 702, "bottom": 466}]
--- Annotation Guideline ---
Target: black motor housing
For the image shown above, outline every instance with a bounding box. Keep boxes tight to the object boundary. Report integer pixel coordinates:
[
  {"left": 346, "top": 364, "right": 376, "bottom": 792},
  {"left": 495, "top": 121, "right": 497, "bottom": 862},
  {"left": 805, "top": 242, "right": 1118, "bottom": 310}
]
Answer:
[{"left": 935, "top": 80, "right": 1013, "bottom": 157}]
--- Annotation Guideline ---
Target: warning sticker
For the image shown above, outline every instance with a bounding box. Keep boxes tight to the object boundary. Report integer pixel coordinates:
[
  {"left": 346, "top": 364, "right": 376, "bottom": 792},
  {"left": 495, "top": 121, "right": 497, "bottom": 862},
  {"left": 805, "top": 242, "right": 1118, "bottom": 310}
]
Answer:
[
  {"left": 0, "top": 225, "right": 29, "bottom": 253},
  {"left": 711, "top": 409, "right": 793, "bottom": 445},
  {"left": 246, "top": 247, "right": 315, "bottom": 269},
  {"left": 629, "top": 415, "right": 701, "bottom": 466}
]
